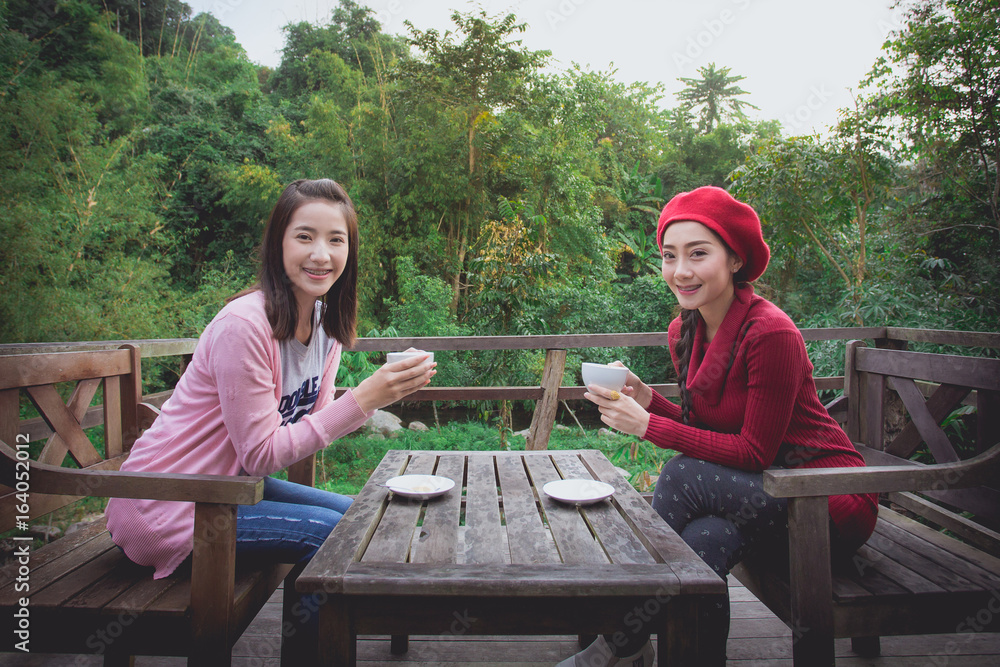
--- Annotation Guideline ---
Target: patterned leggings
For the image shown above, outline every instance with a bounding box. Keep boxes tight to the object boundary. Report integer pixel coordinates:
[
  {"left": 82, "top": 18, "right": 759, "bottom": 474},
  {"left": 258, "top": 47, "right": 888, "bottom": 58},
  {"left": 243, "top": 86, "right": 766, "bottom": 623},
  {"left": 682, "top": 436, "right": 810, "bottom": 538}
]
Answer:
[
  {"left": 606, "top": 454, "right": 790, "bottom": 663},
  {"left": 651, "top": 454, "right": 790, "bottom": 576}
]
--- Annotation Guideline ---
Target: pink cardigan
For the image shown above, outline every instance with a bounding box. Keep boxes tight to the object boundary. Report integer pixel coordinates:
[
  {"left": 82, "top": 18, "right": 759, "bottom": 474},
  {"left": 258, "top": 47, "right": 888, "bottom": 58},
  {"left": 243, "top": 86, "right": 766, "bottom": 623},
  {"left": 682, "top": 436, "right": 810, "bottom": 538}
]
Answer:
[{"left": 105, "top": 291, "right": 372, "bottom": 578}]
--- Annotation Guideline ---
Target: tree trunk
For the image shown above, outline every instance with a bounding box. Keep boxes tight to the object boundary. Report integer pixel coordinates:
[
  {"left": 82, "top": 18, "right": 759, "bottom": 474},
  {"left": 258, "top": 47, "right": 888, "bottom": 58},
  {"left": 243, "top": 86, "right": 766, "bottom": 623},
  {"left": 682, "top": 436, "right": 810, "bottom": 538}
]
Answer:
[{"left": 450, "top": 223, "right": 467, "bottom": 316}]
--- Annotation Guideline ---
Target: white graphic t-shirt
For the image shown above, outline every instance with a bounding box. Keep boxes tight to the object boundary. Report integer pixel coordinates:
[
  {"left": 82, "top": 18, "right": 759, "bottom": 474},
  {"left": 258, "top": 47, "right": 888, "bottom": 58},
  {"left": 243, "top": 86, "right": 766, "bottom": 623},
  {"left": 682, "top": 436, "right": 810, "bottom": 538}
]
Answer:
[{"left": 278, "top": 305, "right": 335, "bottom": 426}]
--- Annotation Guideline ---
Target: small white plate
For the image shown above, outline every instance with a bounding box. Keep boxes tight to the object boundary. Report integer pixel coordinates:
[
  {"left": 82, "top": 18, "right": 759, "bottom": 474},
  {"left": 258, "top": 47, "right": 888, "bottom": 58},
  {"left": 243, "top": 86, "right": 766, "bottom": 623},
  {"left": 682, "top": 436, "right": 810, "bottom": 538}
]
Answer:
[
  {"left": 542, "top": 479, "right": 615, "bottom": 505},
  {"left": 384, "top": 474, "right": 455, "bottom": 498}
]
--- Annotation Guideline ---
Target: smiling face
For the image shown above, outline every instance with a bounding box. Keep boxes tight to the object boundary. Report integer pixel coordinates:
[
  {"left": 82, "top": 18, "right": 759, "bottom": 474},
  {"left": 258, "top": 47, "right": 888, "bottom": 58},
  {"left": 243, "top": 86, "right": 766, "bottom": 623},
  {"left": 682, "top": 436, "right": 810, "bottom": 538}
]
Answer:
[
  {"left": 281, "top": 199, "right": 350, "bottom": 313},
  {"left": 661, "top": 220, "right": 744, "bottom": 327}
]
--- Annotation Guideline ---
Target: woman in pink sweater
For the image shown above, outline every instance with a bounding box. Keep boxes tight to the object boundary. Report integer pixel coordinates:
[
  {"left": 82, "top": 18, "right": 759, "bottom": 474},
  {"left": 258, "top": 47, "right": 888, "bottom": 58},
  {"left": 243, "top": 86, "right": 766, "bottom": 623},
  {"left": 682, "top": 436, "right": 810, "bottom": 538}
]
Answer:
[
  {"left": 106, "top": 179, "right": 434, "bottom": 640},
  {"left": 559, "top": 187, "right": 877, "bottom": 667}
]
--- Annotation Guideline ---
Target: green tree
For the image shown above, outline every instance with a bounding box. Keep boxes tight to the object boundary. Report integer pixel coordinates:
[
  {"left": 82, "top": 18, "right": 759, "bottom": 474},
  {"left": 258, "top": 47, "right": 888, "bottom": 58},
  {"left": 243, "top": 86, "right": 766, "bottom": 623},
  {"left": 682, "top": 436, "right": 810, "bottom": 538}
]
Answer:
[
  {"left": 730, "top": 104, "right": 895, "bottom": 323},
  {"left": 266, "top": 0, "right": 406, "bottom": 99},
  {"left": 396, "top": 10, "right": 550, "bottom": 314},
  {"left": 860, "top": 0, "right": 1000, "bottom": 328},
  {"left": 0, "top": 15, "right": 174, "bottom": 342},
  {"left": 142, "top": 10, "right": 274, "bottom": 287},
  {"left": 676, "top": 63, "right": 758, "bottom": 133},
  {"left": 659, "top": 118, "right": 781, "bottom": 192},
  {"left": 865, "top": 0, "right": 1000, "bottom": 232},
  {"left": 496, "top": 67, "right": 672, "bottom": 288},
  {"left": 466, "top": 198, "right": 556, "bottom": 335}
]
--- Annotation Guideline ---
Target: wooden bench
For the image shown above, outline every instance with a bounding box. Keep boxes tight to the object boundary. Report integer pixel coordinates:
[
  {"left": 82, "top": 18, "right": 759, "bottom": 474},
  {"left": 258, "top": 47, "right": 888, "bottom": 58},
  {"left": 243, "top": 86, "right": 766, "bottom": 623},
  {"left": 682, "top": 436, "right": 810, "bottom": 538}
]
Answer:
[
  {"left": 0, "top": 346, "right": 315, "bottom": 665},
  {"left": 732, "top": 341, "right": 1000, "bottom": 666}
]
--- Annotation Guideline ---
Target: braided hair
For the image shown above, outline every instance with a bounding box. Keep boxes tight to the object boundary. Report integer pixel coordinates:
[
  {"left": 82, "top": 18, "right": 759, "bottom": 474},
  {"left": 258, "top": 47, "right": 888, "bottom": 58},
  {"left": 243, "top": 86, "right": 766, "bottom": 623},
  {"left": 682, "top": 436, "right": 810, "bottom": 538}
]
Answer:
[{"left": 674, "top": 308, "right": 701, "bottom": 425}]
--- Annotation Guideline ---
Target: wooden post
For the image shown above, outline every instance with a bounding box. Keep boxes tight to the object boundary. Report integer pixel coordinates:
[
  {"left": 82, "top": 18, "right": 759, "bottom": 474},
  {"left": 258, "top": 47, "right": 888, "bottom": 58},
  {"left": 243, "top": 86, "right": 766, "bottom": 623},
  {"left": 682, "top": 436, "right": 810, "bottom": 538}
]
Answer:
[
  {"left": 281, "top": 563, "right": 318, "bottom": 665},
  {"left": 0, "top": 389, "right": 20, "bottom": 450},
  {"left": 180, "top": 353, "right": 193, "bottom": 377},
  {"left": 321, "top": 598, "right": 356, "bottom": 666},
  {"left": 978, "top": 389, "right": 1000, "bottom": 455},
  {"left": 190, "top": 502, "right": 236, "bottom": 666},
  {"left": 788, "top": 495, "right": 835, "bottom": 666},
  {"left": 865, "top": 371, "right": 887, "bottom": 451},
  {"left": 875, "top": 337, "right": 908, "bottom": 449},
  {"left": 287, "top": 456, "right": 316, "bottom": 487},
  {"left": 527, "top": 349, "right": 566, "bottom": 451},
  {"left": 119, "top": 344, "right": 143, "bottom": 450},
  {"left": 844, "top": 340, "right": 865, "bottom": 442}
]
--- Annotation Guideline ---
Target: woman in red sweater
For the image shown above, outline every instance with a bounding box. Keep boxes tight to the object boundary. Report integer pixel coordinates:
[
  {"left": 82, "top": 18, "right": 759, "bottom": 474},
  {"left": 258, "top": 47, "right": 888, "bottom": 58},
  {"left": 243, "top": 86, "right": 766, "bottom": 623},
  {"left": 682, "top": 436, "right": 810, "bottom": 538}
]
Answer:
[{"left": 558, "top": 186, "right": 877, "bottom": 667}]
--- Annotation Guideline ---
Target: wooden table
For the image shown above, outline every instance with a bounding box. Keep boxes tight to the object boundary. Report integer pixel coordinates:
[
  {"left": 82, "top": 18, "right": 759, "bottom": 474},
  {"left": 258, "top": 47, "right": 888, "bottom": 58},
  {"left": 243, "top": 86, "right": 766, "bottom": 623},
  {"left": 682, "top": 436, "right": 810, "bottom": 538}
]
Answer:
[{"left": 297, "top": 449, "right": 726, "bottom": 666}]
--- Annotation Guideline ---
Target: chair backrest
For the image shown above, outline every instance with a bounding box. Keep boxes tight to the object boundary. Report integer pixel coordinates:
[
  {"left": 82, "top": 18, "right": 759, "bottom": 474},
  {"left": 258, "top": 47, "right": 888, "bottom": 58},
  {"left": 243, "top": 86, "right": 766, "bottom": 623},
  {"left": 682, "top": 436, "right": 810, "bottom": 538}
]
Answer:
[
  {"left": 0, "top": 345, "right": 142, "bottom": 532},
  {"left": 844, "top": 340, "right": 1000, "bottom": 527}
]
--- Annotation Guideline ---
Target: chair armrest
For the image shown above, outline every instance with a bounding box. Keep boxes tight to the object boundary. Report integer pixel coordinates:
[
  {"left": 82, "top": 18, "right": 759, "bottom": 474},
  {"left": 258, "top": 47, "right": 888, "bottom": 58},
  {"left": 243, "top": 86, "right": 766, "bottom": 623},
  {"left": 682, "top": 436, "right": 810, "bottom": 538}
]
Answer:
[
  {"left": 763, "top": 443, "right": 1000, "bottom": 498},
  {"left": 0, "top": 439, "right": 263, "bottom": 505}
]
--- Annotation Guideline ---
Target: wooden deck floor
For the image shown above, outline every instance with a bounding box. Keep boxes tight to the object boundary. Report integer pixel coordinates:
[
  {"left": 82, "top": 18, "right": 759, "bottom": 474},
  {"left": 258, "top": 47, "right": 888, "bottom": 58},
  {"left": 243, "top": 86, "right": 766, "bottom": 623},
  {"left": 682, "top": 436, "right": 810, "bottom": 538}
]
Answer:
[{"left": 6, "top": 575, "right": 1000, "bottom": 665}]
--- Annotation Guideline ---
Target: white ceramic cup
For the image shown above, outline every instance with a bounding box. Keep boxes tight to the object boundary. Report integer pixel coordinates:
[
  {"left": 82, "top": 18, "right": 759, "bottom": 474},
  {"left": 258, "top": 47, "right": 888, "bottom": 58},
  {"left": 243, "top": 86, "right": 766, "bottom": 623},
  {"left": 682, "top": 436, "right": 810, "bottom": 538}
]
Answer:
[
  {"left": 581, "top": 362, "right": 628, "bottom": 391},
  {"left": 386, "top": 350, "right": 434, "bottom": 364}
]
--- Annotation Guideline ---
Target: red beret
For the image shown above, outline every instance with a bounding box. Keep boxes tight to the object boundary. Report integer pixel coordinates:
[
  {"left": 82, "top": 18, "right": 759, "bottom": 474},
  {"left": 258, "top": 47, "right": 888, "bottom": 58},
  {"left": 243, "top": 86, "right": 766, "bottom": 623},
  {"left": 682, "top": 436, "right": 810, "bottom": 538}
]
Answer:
[{"left": 656, "top": 186, "right": 770, "bottom": 283}]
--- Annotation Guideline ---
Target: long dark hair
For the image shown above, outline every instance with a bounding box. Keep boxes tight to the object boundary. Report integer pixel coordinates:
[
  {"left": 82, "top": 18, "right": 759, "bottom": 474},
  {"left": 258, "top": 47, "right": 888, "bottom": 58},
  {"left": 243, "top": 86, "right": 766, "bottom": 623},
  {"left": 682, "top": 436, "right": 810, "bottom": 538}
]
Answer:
[{"left": 233, "top": 179, "right": 359, "bottom": 347}]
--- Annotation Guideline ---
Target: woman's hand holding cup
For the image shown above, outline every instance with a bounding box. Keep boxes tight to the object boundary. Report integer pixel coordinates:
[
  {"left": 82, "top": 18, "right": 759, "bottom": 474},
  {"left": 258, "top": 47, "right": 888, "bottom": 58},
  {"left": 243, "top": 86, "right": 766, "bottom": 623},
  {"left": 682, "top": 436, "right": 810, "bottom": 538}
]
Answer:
[
  {"left": 352, "top": 348, "right": 436, "bottom": 413},
  {"left": 582, "top": 361, "right": 651, "bottom": 438},
  {"left": 608, "top": 360, "right": 652, "bottom": 409}
]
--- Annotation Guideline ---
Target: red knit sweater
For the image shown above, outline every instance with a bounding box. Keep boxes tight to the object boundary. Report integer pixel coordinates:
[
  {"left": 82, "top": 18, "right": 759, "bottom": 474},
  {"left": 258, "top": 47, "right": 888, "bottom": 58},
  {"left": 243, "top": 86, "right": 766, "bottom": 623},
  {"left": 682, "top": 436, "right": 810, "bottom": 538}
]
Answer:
[{"left": 643, "top": 286, "right": 878, "bottom": 547}]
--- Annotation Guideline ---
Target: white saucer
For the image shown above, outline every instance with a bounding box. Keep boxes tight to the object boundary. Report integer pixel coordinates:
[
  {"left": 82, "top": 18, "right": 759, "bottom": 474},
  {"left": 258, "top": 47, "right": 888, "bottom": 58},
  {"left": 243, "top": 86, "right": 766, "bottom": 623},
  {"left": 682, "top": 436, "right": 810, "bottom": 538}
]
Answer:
[
  {"left": 384, "top": 474, "right": 455, "bottom": 498},
  {"left": 542, "top": 479, "right": 615, "bottom": 505}
]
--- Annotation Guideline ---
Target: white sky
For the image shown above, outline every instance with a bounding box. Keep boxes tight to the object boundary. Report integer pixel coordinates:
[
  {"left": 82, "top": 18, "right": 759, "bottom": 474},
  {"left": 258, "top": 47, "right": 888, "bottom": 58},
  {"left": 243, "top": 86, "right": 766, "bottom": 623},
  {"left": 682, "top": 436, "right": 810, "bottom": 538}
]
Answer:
[{"left": 186, "top": 0, "right": 904, "bottom": 134}]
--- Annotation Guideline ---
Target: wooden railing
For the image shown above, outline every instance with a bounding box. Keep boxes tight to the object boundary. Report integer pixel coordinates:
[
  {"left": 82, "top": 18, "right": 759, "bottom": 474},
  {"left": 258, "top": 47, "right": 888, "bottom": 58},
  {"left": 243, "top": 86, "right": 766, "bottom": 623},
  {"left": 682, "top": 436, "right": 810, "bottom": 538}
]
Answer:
[{"left": 3, "top": 327, "right": 998, "bottom": 450}]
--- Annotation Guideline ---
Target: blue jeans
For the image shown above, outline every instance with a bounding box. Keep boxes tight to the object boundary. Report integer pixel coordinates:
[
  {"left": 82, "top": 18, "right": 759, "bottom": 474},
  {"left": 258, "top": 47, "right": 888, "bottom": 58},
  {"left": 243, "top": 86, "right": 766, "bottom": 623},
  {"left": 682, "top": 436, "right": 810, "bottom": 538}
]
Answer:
[
  {"left": 235, "top": 476, "right": 352, "bottom": 563},
  {"left": 236, "top": 476, "right": 352, "bottom": 646}
]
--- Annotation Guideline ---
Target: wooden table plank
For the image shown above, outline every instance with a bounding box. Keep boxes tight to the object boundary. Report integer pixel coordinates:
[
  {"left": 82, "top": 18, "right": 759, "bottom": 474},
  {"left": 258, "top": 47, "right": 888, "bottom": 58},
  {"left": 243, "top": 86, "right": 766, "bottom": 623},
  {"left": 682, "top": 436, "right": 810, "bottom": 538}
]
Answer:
[
  {"left": 303, "top": 449, "right": 730, "bottom": 667},
  {"left": 523, "top": 455, "right": 608, "bottom": 565},
  {"left": 464, "top": 454, "right": 506, "bottom": 564},
  {"left": 300, "top": 450, "right": 408, "bottom": 590},
  {"left": 362, "top": 453, "right": 437, "bottom": 564},
  {"left": 550, "top": 451, "right": 656, "bottom": 565},
  {"left": 410, "top": 454, "right": 465, "bottom": 564},
  {"left": 496, "top": 455, "right": 560, "bottom": 564},
  {"left": 580, "top": 450, "right": 723, "bottom": 593},
  {"left": 341, "top": 562, "right": 689, "bottom": 596}
]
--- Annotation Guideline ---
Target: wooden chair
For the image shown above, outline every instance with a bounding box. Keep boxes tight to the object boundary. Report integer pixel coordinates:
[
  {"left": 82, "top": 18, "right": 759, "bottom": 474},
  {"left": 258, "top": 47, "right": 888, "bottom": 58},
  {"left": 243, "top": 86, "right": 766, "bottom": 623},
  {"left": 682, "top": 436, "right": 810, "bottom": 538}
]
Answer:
[
  {"left": 0, "top": 345, "right": 311, "bottom": 665},
  {"left": 733, "top": 342, "right": 1000, "bottom": 665}
]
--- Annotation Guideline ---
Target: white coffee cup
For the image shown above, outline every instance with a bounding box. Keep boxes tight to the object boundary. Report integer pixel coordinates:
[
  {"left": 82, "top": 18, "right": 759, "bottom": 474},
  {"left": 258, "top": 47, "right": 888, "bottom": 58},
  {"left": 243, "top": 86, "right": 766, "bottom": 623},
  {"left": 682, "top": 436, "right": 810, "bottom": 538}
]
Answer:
[
  {"left": 581, "top": 362, "right": 628, "bottom": 391},
  {"left": 386, "top": 350, "right": 434, "bottom": 364}
]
